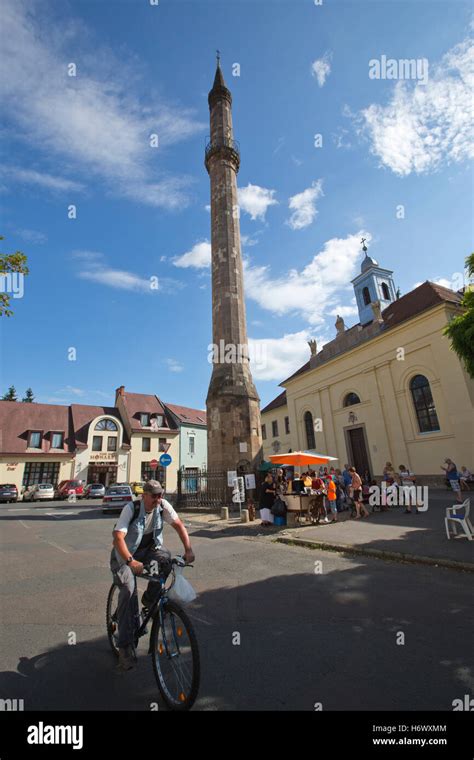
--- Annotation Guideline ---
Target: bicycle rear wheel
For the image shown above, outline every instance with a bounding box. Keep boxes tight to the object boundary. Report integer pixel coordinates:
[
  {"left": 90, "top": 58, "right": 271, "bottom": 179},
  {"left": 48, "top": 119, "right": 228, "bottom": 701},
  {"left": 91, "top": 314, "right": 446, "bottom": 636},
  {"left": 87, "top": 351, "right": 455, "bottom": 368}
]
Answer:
[
  {"left": 106, "top": 584, "right": 120, "bottom": 657},
  {"left": 150, "top": 600, "right": 200, "bottom": 711}
]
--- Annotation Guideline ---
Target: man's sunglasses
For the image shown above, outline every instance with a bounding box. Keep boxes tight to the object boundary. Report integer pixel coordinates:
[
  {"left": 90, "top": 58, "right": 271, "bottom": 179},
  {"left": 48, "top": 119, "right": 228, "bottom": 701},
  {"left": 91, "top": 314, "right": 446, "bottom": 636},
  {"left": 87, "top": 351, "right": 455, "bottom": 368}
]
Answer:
[{"left": 149, "top": 492, "right": 163, "bottom": 500}]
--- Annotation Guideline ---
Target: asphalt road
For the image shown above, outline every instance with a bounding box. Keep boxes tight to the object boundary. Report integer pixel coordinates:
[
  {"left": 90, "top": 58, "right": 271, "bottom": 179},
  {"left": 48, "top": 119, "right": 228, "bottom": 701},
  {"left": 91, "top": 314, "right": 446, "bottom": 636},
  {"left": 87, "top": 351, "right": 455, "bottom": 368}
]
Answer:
[{"left": 0, "top": 500, "right": 473, "bottom": 711}]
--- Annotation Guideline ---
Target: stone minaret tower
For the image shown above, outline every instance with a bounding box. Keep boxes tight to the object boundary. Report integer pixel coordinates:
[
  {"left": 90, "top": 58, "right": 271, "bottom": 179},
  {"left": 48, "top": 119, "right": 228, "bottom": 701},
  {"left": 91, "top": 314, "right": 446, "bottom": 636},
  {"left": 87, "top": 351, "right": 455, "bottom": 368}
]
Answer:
[{"left": 205, "top": 57, "right": 262, "bottom": 473}]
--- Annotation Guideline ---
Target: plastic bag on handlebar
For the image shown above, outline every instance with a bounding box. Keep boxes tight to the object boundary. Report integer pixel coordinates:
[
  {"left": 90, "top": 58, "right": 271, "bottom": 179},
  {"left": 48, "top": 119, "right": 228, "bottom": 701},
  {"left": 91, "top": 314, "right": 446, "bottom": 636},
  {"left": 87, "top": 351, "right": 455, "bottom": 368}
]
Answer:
[{"left": 167, "top": 566, "right": 197, "bottom": 604}]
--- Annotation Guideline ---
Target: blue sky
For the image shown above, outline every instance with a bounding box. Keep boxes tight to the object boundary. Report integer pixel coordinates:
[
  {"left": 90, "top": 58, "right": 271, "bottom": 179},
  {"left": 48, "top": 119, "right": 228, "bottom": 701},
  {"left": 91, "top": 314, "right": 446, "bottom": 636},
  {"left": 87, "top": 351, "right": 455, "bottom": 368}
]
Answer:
[{"left": 1, "top": 0, "right": 473, "bottom": 410}]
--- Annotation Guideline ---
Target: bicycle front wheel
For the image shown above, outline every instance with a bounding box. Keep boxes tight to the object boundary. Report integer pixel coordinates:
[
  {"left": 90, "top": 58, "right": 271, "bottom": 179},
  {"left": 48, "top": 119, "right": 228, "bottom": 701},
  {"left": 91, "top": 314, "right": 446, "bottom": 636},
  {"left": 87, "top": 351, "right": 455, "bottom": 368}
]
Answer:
[{"left": 150, "top": 600, "right": 200, "bottom": 711}]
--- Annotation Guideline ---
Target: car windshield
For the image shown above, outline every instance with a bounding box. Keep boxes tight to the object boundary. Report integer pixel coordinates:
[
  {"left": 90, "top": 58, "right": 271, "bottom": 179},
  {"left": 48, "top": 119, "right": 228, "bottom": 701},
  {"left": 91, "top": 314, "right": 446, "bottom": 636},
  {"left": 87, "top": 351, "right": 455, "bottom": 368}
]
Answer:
[
  {"left": 89, "top": 484, "right": 103, "bottom": 489},
  {"left": 38, "top": 484, "right": 53, "bottom": 489},
  {"left": 106, "top": 487, "right": 131, "bottom": 495}
]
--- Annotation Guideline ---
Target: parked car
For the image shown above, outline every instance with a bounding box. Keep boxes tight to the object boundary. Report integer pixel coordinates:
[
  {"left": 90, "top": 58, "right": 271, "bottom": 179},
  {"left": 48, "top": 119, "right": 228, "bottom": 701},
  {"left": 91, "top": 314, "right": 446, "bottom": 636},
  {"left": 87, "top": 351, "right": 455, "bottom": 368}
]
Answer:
[
  {"left": 23, "top": 483, "right": 55, "bottom": 502},
  {"left": 55, "top": 480, "right": 85, "bottom": 500},
  {"left": 0, "top": 484, "right": 18, "bottom": 503},
  {"left": 84, "top": 483, "right": 106, "bottom": 499},
  {"left": 131, "top": 481, "right": 144, "bottom": 496},
  {"left": 102, "top": 485, "right": 134, "bottom": 514}
]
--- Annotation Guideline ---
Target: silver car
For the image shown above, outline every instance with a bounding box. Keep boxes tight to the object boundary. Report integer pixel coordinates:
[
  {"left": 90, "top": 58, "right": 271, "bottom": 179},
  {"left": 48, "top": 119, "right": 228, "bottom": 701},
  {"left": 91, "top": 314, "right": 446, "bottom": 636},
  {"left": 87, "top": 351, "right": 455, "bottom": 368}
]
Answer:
[
  {"left": 85, "top": 483, "right": 106, "bottom": 499},
  {"left": 102, "top": 485, "right": 134, "bottom": 514},
  {"left": 23, "top": 483, "right": 55, "bottom": 502}
]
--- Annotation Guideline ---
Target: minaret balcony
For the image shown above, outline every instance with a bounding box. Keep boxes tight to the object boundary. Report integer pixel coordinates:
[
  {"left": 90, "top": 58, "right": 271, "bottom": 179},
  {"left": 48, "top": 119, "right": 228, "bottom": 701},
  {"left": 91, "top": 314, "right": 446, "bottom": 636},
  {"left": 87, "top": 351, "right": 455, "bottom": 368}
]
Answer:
[{"left": 205, "top": 137, "right": 240, "bottom": 172}]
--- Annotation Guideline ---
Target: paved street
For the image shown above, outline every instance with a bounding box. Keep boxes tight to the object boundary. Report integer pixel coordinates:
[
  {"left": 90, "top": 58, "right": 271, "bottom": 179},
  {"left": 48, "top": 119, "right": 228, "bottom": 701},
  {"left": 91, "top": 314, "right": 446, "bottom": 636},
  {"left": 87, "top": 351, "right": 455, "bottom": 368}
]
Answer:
[{"left": 0, "top": 500, "right": 473, "bottom": 711}]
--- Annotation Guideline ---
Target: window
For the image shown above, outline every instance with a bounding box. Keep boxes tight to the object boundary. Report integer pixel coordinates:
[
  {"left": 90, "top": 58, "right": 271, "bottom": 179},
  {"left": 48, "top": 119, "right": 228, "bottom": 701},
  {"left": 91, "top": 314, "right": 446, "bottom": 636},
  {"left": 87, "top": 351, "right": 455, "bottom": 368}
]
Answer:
[
  {"left": 28, "top": 431, "right": 42, "bottom": 448},
  {"left": 189, "top": 436, "right": 195, "bottom": 455},
  {"left": 141, "top": 462, "right": 166, "bottom": 489},
  {"left": 362, "top": 287, "right": 371, "bottom": 306},
  {"left": 141, "top": 413, "right": 150, "bottom": 427},
  {"left": 344, "top": 393, "right": 361, "bottom": 407},
  {"left": 142, "top": 437, "right": 151, "bottom": 452},
  {"left": 285, "top": 416, "right": 290, "bottom": 435},
  {"left": 51, "top": 432, "right": 63, "bottom": 449},
  {"left": 95, "top": 419, "right": 118, "bottom": 431},
  {"left": 23, "top": 462, "right": 60, "bottom": 487},
  {"left": 156, "top": 415, "right": 164, "bottom": 427},
  {"left": 381, "top": 282, "right": 391, "bottom": 301},
  {"left": 262, "top": 424, "right": 267, "bottom": 440},
  {"left": 304, "top": 411, "right": 315, "bottom": 450},
  {"left": 410, "top": 375, "right": 440, "bottom": 433},
  {"left": 159, "top": 438, "right": 168, "bottom": 452},
  {"left": 92, "top": 436, "right": 102, "bottom": 451},
  {"left": 107, "top": 436, "right": 117, "bottom": 452},
  {"left": 272, "top": 420, "right": 279, "bottom": 437}
]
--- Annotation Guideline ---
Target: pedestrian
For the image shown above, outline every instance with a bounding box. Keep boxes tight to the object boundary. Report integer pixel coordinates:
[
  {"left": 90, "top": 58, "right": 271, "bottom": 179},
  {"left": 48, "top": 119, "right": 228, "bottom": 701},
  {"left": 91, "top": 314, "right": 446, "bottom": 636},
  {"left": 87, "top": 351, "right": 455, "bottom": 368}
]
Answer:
[
  {"left": 441, "top": 459, "right": 463, "bottom": 504},
  {"left": 398, "top": 464, "right": 418, "bottom": 513},
  {"left": 460, "top": 466, "right": 473, "bottom": 490},
  {"left": 326, "top": 478, "right": 338, "bottom": 522},
  {"left": 342, "top": 464, "right": 352, "bottom": 492},
  {"left": 383, "top": 462, "right": 396, "bottom": 485},
  {"left": 349, "top": 467, "right": 369, "bottom": 518},
  {"left": 259, "top": 473, "right": 276, "bottom": 526}
]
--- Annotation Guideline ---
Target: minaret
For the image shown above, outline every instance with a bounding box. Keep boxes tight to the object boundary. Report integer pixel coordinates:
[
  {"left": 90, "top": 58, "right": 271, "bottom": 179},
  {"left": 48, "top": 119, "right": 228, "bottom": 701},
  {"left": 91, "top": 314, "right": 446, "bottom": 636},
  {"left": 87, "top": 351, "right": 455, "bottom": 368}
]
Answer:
[{"left": 205, "top": 55, "right": 262, "bottom": 474}]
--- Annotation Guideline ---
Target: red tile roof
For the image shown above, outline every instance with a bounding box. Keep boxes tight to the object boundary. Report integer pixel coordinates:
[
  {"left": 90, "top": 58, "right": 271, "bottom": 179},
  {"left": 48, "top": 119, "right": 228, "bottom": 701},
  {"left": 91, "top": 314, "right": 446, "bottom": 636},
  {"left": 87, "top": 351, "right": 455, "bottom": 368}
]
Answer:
[
  {"left": 119, "top": 391, "right": 178, "bottom": 431},
  {"left": 165, "top": 403, "right": 207, "bottom": 426},
  {"left": 261, "top": 391, "right": 287, "bottom": 415},
  {"left": 0, "top": 400, "right": 73, "bottom": 455},
  {"left": 70, "top": 404, "right": 129, "bottom": 448}
]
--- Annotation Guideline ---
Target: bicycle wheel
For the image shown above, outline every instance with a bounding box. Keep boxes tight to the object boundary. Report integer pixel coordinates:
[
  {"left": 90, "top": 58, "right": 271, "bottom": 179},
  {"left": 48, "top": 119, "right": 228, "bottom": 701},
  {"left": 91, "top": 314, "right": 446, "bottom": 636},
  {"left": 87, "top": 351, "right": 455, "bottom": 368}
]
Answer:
[
  {"left": 150, "top": 600, "right": 200, "bottom": 711},
  {"left": 106, "top": 584, "right": 120, "bottom": 657}
]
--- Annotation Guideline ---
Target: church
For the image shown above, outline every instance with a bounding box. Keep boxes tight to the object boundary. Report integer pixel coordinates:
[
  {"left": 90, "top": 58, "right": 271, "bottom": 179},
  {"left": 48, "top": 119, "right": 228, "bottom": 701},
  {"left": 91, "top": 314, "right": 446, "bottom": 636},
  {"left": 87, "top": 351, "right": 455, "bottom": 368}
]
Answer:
[{"left": 261, "top": 246, "right": 473, "bottom": 484}]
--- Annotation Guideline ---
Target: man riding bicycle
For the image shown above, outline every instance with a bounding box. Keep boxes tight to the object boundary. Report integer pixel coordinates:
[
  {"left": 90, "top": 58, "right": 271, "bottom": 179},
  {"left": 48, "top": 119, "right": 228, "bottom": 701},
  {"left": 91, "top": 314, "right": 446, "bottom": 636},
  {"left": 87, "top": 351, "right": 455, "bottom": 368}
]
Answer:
[{"left": 110, "top": 479, "right": 195, "bottom": 671}]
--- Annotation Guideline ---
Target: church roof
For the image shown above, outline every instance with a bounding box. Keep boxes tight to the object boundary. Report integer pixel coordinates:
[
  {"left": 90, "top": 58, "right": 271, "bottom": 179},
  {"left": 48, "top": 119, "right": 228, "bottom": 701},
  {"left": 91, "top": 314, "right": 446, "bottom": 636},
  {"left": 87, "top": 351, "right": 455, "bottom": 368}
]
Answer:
[
  {"left": 361, "top": 253, "right": 379, "bottom": 272},
  {"left": 261, "top": 390, "right": 287, "bottom": 415},
  {"left": 279, "top": 281, "right": 463, "bottom": 386}
]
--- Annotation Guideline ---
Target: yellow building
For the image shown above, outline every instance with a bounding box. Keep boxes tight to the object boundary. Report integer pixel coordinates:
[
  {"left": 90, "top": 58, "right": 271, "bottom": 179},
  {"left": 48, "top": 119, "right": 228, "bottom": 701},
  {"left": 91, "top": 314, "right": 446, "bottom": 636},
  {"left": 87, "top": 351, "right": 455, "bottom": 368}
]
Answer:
[{"left": 262, "top": 261, "right": 474, "bottom": 483}]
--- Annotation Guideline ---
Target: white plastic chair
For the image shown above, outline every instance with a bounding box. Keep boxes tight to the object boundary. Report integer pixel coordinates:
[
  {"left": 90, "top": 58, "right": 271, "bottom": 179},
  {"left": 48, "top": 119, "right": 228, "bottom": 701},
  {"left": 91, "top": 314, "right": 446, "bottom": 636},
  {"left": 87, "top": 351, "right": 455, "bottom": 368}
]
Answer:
[{"left": 445, "top": 499, "right": 473, "bottom": 541}]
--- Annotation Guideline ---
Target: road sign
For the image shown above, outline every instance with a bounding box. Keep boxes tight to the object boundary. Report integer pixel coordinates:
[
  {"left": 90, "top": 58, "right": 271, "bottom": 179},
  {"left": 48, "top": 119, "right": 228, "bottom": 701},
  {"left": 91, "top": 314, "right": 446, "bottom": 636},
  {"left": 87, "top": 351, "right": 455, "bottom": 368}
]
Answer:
[
  {"left": 150, "top": 459, "right": 158, "bottom": 470},
  {"left": 159, "top": 453, "right": 172, "bottom": 467}
]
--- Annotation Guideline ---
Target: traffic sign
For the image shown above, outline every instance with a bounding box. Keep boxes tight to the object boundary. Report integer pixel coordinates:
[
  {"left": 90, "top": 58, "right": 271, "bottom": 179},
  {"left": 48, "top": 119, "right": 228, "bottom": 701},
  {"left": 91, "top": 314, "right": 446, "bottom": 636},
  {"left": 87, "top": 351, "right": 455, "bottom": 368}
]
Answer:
[
  {"left": 150, "top": 459, "right": 158, "bottom": 470},
  {"left": 159, "top": 453, "right": 172, "bottom": 467}
]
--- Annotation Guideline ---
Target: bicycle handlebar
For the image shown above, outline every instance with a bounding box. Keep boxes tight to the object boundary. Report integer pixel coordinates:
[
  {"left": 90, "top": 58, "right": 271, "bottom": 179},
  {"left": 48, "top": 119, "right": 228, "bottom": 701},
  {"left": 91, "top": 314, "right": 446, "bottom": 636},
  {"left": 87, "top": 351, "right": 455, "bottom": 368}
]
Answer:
[{"left": 139, "top": 555, "right": 193, "bottom": 580}]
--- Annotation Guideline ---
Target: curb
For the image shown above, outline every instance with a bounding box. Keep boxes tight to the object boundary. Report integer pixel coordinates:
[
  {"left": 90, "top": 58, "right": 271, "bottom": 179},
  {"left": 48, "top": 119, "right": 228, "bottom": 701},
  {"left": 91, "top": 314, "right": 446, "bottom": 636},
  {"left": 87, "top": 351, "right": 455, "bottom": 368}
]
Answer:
[{"left": 274, "top": 536, "right": 474, "bottom": 573}]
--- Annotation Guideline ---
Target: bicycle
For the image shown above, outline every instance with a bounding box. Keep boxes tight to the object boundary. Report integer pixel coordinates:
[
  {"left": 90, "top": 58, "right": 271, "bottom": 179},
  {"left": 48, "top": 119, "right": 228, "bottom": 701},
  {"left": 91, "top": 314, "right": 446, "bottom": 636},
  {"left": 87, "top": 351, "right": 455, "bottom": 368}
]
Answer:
[{"left": 106, "top": 555, "right": 200, "bottom": 711}]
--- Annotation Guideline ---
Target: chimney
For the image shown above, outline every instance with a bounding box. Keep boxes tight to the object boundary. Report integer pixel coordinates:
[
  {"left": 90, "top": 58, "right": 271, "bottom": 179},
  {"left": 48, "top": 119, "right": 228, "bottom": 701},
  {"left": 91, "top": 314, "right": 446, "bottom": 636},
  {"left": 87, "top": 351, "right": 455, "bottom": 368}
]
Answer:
[{"left": 115, "top": 385, "right": 125, "bottom": 403}]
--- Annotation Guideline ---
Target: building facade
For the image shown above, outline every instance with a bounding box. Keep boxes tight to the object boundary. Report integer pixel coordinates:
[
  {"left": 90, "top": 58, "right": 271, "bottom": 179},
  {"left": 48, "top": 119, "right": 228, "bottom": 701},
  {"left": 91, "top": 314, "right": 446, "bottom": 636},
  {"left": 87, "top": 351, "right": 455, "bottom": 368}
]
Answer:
[
  {"left": 0, "top": 387, "right": 208, "bottom": 497},
  {"left": 262, "top": 258, "right": 474, "bottom": 483}
]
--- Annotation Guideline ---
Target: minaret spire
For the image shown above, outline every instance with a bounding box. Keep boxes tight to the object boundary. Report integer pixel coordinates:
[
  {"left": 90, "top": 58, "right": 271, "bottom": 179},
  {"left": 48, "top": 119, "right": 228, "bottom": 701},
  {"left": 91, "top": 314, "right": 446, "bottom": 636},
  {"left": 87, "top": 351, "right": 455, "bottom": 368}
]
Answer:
[{"left": 204, "top": 58, "right": 262, "bottom": 475}]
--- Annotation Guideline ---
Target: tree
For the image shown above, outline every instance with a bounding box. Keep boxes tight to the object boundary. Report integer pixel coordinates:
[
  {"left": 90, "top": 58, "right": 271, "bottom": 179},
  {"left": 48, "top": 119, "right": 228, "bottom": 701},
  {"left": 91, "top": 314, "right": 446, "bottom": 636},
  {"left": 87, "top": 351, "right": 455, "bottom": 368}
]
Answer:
[
  {"left": 444, "top": 254, "right": 474, "bottom": 378},
  {"left": 0, "top": 236, "right": 29, "bottom": 317},
  {"left": 2, "top": 386, "right": 18, "bottom": 401},
  {"left": 22, "top": 388, "right": 35, "bottom": 403}
]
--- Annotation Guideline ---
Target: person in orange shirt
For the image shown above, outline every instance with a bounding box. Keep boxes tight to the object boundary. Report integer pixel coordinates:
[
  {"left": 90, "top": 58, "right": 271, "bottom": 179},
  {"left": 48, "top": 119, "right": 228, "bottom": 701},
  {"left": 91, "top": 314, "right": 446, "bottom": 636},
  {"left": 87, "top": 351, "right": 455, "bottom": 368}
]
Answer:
[{"left": 326, "top": 478, "right": 338, "bottom": 523}]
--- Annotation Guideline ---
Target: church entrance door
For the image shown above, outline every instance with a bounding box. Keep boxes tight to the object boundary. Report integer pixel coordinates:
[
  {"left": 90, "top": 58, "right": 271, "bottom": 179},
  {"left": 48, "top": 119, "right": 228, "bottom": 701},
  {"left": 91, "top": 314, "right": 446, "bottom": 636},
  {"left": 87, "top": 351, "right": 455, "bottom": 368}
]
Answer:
[{"left": 346, "top": 426, "right": 371, "bottom": 480}]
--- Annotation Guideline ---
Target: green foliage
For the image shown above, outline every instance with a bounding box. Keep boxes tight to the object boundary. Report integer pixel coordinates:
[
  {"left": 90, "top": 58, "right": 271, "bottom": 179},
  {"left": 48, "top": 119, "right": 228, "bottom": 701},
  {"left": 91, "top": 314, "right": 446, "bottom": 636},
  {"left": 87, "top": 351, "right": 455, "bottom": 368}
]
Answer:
[
  {"left": 444, "top": 254, "right": 474, "bottom": 378},
  {"left": 2, "top": 385, "right": 17, "bottom": 401},
  {"left": 0, "top": 235, "right": 29, "bottom": 317},
  {"left": 22, "top": 388, "right": 35, "bottom": 403}
]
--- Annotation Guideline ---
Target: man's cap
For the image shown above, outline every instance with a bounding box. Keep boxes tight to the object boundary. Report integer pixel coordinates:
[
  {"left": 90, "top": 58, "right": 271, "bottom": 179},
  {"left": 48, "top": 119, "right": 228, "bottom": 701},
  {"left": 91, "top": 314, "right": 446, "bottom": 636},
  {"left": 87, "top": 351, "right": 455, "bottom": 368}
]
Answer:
[{"left": 143, "top": 480, "right": 163, "bottom": 495}]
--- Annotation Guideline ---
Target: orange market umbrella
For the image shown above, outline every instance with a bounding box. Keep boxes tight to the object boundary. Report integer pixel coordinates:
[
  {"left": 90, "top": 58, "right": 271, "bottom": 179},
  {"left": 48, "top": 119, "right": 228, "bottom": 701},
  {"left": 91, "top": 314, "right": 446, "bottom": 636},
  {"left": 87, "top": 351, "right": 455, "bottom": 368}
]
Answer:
[{"left": 268, "top": 451, "right": 338, "bottom": 467}]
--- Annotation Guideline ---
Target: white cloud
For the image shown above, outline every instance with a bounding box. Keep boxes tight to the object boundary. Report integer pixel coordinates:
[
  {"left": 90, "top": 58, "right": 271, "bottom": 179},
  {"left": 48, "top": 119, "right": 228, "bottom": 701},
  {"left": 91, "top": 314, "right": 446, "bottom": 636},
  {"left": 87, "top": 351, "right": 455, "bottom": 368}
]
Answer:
[
  {"left": 166, "top": 358, "right": 184, "bottom": 373},
  {"left": 0, "top": 0, "right": 204, "bottom": 208},
  {"left": 328, "top": 304, "right": 359, "bottom": 318},
  {"left": 173, "top": 241, "right": 211, "bottom": 269},
  {"left": 15, "top": 227, "right": 47, "bottom": 244},
  {"left": 311, "top": 53, "right": 332, "bottom": 87},
  {"left": 244, "top": 232, "right": 370, "bottom": 326},
  {"left": 413, "top": 273, "right": 464, "bottom": 291},
  {"left": 2, "top": 167, "right": 84, "bottom": 192},
  {"left": 238, "top": 184, "right": 278, "bottom": 221},
  {"left": 74, "top": 251, "right": 157, "bottom": 292},
  {"left": 359, "top": 38, "right": 473, "bottom": 175},
  {"left": 286, "top": 180, "right": 324, "bottom": 230},
  {"left": 248, "top": 331, "right": 320, "bottom": 382}
]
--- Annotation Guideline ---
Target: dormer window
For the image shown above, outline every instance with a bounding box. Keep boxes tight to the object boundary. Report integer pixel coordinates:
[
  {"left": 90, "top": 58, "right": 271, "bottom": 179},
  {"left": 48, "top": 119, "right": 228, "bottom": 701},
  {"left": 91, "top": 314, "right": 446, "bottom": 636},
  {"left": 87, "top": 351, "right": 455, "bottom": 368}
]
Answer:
[
  {"left": 95, "top": 419, "right": 118, "bottom": 431},
  {"left": 29, "top": 431, "right": 42, "bottom": 448},
  {"left": 140, "top": 413, "right": 150, "bottom": 427},
  {"left": 51, "top": 432, "right": 64, "bottom": 449}
]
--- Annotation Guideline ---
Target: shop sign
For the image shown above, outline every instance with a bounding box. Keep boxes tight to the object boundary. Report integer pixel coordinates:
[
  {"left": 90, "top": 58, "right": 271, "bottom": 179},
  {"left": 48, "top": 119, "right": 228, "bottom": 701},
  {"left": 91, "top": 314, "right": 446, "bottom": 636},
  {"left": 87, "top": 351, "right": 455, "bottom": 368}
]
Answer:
[{"left": 89, "top": 453, "right": 118, "bottom": 461}]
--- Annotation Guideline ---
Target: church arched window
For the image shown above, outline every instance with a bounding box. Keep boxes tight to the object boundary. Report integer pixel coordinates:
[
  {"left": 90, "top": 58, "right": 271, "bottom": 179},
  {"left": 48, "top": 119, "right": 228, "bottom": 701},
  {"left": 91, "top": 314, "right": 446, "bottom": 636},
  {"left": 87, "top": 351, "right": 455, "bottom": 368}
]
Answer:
[
  {"left": 304, "top": 411, "right": 316, "bottom": 450},
  {"left": 362, "top": 287, "right": 371, "bottom": 306},
  {"left": 381, "top": 282, "right": 390, "bottom": 301},
  {"left": 343, "top": 393, "right": 361, "bottom": 407},
  {"left": 410, "top": 375, "right": 440, "bottom": 433}
]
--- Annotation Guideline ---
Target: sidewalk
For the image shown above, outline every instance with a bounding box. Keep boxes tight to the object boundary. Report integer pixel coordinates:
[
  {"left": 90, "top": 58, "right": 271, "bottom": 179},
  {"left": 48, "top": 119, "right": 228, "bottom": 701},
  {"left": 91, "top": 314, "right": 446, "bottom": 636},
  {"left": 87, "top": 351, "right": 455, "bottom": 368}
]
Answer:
[{"left": 181, "top": 490, "right": 474, "bottom": 572}]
